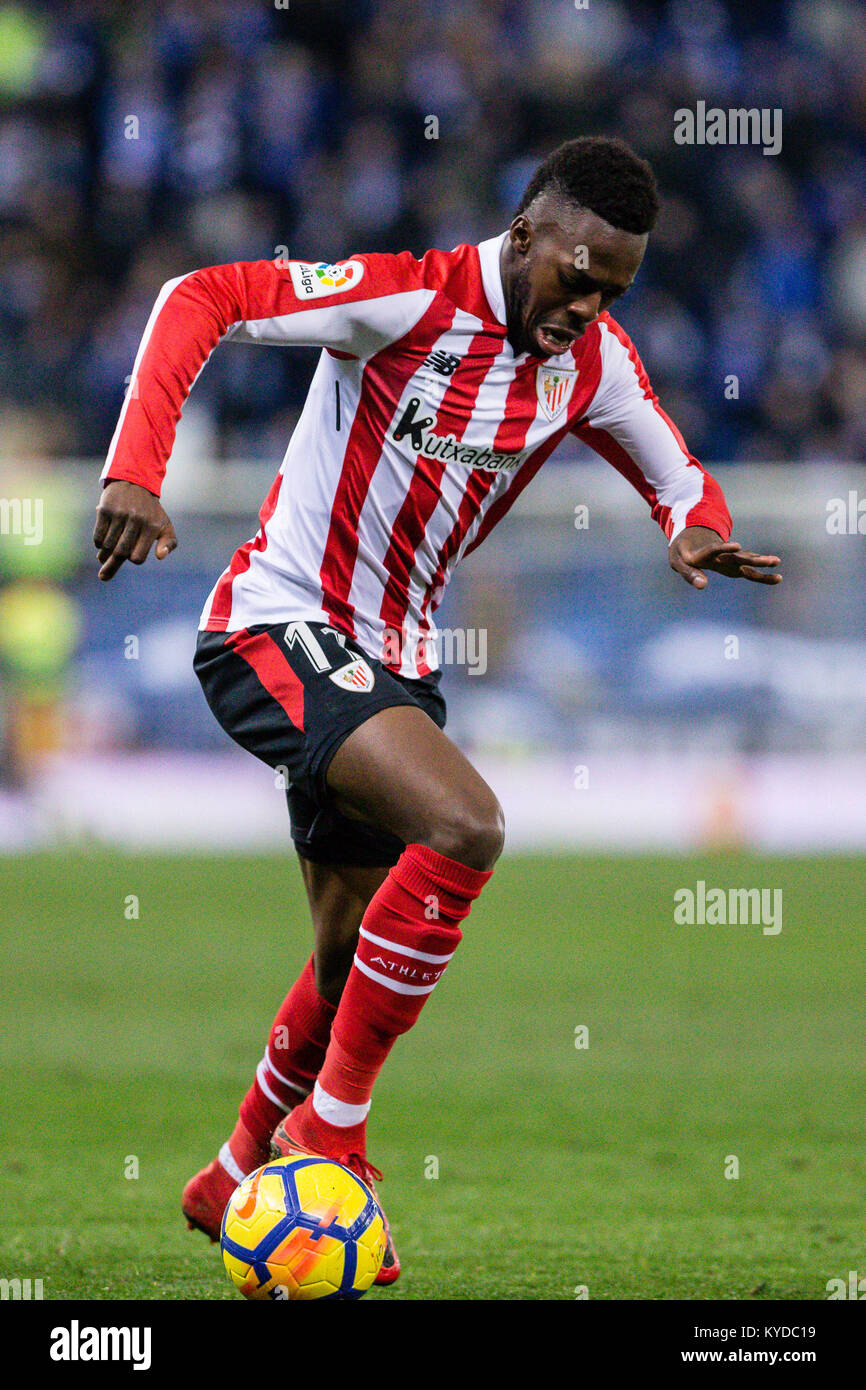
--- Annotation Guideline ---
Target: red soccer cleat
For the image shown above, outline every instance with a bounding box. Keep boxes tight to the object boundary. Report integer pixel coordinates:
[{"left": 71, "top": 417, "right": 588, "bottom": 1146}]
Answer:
[
  {"left": 184, "top": 1117, "right": 273, "bottom": 1243},
  {"left": 182, "top": 1153, "right": 240, "bottom": 1244},
  {"left": 270, "top": 1114, "right": 401, "bottom": 1286}
]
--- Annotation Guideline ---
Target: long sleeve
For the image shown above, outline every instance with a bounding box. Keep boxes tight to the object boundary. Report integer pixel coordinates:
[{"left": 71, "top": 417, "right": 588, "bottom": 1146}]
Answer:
[
  {"left": 101, "top": 254, "right": 434, "bottom": 496},
  {"left": 573, "top": 314, "right": 732, "bottom": 542}
]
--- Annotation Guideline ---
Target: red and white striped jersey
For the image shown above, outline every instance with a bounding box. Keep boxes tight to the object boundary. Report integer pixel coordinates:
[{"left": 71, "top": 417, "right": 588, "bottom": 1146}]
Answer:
[{"left": 102, "top": 233, "right": 731, "bottom": 679}]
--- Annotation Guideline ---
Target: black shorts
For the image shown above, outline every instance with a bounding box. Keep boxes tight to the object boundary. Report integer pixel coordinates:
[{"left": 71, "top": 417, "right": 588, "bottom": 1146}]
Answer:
[{"left": 193, "top": 620, "right": 447, "bottom": 868}]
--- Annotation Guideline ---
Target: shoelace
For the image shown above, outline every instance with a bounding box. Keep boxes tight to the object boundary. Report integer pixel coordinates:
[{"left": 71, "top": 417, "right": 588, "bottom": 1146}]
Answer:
[{"left": 344, "top": 1152, "right": 383, "bottom": 1187}]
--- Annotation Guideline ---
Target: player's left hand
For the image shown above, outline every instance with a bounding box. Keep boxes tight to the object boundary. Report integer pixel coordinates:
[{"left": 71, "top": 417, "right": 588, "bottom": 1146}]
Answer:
[{"left": 669, "top": 526, "right": 782, "bottom": 589}]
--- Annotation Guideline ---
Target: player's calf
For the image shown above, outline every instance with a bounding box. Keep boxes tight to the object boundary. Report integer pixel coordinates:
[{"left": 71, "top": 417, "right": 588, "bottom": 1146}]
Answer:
[
  {"left": 269, "top": 839, "right": 493, "bottom": 1283},
  {"left": 183, "top": 955, "right": 338, "bottom": 1243},
  {"left": 281, "top": 842, "right": 492, "bottom": 1160}
]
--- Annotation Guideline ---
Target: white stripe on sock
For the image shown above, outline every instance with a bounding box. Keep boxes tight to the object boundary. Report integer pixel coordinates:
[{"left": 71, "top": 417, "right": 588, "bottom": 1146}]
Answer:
[
  {"left": 353, "top": 953, "right": 439, "bottom": 995},
  {"left": 264, "top": 1048, "right": 310, "bottom": 1095},
  {"left": 218, "top": 1141, "right": 247, "bottom": 1185},
  {"left": 359, "top": 924, "right": 455, "bottom": 965},
  {"left": 255, "top": 1059, "right": 292, "bottom": 1112},
  {"left": 312, "top": 1080, "right": 371, "bottom": 1128}
]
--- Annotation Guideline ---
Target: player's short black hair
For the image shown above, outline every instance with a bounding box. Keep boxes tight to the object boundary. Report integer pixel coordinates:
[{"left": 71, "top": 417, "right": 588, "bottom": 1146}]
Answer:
[{"left": 517, "top": 136, "right": 659, "bottom": 235}]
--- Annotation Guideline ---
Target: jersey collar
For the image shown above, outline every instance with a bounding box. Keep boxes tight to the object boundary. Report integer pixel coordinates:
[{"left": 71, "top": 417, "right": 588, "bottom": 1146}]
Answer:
[{"left": 477, "top": 231, "right": 509, "bottom": 328}]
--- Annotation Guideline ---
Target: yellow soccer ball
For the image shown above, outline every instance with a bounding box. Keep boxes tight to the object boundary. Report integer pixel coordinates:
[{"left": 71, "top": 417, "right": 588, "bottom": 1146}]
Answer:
[{"left": 220, "top": 1155, "right": 386, "bottom": 1300}]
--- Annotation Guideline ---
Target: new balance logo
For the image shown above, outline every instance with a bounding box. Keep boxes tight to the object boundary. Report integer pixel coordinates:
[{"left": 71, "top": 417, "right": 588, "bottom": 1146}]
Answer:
[
  {"left": 424, "top": 350, "right": 462, "bottom": 376},
  {"left": 391, "top": 397, "right": 527, "bottom": 474}
]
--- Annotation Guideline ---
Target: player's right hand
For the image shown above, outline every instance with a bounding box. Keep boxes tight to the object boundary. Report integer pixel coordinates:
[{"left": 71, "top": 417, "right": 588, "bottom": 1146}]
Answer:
[{"left": 94, "top": 479, "right": 178, "bottom": 581}]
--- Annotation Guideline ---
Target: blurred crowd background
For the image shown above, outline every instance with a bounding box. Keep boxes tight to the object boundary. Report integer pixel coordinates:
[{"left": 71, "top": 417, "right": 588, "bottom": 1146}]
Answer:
[
  {"left": 1, "top": 0, "right": 866, "bottom": 851},
  {"left": 2, "top": 0, "right": 866, "bottom": 463}
]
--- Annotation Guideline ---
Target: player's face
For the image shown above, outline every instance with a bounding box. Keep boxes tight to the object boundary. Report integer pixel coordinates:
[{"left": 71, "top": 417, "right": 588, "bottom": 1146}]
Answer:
[{"left": 503, "top": 199, "right": 647, "bottom": 358}]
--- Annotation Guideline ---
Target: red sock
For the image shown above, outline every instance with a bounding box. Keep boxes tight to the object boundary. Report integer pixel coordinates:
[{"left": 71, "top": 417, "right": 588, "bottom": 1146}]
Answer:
[
  {"left": 295, "top": 843, "right": 491, "bottom": 1157},
  {"left": 232, "top": 956, "right": 335, "bottom": 1169}
]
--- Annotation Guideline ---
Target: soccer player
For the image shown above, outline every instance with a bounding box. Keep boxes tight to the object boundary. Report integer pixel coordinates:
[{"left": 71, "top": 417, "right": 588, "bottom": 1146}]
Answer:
[{"left": 93, "top": 137, "right": 781, "bottom": 1285}]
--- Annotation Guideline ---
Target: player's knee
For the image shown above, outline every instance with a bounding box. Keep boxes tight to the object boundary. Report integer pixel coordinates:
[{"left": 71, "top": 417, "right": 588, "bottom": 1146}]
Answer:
[{"left": 428, "top": 793, "right": 505, "bottom": 872}]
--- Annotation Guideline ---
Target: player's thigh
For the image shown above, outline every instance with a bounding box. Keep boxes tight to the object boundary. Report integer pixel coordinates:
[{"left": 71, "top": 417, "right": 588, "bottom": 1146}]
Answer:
[
  {"left": 195, "top": 621, "right": 502, "bottom": 870},
  {"left": 298, "top": 855, "right": 388, "bottom": 1003},
  {"left": 326, "top": 703, "right": 505, "bottom": 870}
]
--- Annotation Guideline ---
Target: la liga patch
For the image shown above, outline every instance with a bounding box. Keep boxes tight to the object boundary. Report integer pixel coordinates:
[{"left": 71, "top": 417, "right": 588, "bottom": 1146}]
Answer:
[{"left": 289, "top": 259, "right": 365, "bottom": 300}]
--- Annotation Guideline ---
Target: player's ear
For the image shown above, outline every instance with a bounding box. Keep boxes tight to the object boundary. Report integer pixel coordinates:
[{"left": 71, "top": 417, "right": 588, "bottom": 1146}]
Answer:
[{"left": 509, "top": 215, "right": 533, "bottom": 256}]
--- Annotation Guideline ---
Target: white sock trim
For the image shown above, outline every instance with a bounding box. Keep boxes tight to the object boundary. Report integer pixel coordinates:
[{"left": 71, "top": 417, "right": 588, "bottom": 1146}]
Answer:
[
  {"left": 264, "top": 1048, "right": 310, "bottom": 1095},
  {"left": 312, "top": 1080, "right": 371, "bottom": 1128},
  {"left": 359, "top": 924, "right": 455, "bottom": 965},
  {"left": 353, "top": 953, "right": 439, "bottom": 995},
  {"left": 255, "top": 1059, "right": 292, "bottom": 1112},
  {"left": 218, "top": 1141, "right": 247, "bottom": 1185}
]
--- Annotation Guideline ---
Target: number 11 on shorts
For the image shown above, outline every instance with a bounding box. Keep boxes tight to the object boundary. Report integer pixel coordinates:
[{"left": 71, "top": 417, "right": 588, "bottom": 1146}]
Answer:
[{"left": 284, "top": 621, "right": 338, "bottom": 672}]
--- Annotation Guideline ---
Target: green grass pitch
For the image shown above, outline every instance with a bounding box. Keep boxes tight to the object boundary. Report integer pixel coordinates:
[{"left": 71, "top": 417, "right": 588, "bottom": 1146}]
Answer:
[{"left": 0, "top": 850, "right": 862, "bottom": 1301}]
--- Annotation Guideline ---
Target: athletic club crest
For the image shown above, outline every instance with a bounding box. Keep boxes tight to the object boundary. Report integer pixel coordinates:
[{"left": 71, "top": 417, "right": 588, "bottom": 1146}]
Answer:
[
  {"left": 329, "top": 656, "right": 375, "bottom": 693},
  {"left": 536, "top": 365, "right": 578, "bottom": 423}
]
